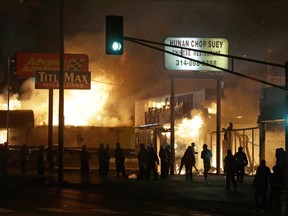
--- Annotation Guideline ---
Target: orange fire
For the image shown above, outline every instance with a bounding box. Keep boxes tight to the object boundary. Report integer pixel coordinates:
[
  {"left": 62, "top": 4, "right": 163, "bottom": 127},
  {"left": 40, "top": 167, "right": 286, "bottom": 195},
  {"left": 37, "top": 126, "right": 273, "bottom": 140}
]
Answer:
[
  {"left": 208, "top": 102, "right": 217, "bottom": 115},
  {"left": 176, "top": 115, "right": 204, "bottom": 140},
  {"left": 0, "top": 78, "right": 112, "bottom": 126}
]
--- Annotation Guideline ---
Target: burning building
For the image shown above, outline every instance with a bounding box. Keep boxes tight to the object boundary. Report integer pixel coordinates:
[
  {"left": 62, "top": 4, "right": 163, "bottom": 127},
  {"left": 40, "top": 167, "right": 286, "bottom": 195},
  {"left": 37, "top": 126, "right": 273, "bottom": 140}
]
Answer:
[
  {"left": 0, "top": 76, "right": 135, "bottom": 149},
  {"left": 135, "top": 88, "right": 261, "bottom": 174}
]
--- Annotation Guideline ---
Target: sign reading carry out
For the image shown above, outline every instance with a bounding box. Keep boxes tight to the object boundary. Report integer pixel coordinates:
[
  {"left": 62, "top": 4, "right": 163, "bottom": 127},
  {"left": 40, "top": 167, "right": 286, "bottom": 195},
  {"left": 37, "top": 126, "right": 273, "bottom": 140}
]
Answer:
[
  {"left": 16, "top": 53, "right": 89, "bottom": 77},
  {"left": 164, "top": 37, "right": 228, "bottom": 71}
]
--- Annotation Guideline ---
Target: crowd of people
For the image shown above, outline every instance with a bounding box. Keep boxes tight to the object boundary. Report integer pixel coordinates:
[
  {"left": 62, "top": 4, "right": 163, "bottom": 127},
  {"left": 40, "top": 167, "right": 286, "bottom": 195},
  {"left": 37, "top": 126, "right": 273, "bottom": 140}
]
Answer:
[
  {"left": 0, "top": 142, "right": 128, "bottom": 180},
  {"left": 253, "top": 148, "right": 286, "bottom": 211},
  {"left": 0, "top": 142, "right": 58, "bottom": 176},
  {"left": 222, "top": 146, "right": 286, "bottom": 212},
  {"left": 137, "top": 141, "right": 286, "bottom": 212},
  {"left": 79, "top": 142, "right": 129, "bottom": 180},
  {"left": 0, "top": 140, "right": 286, "bottom": 211},
  {"left": 137, "top": 142, "right": 212, "bottom": 181}
]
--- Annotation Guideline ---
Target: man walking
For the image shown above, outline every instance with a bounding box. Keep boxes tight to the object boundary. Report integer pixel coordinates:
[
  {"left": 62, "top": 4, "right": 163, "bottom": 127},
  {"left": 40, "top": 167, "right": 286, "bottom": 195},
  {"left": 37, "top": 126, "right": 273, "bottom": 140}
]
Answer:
[
  {"left": 201, "top": 144, "right": 212, "bottom": 179},
  {"left": 234, "top": 146, "right": 248, "bottom": 183}
]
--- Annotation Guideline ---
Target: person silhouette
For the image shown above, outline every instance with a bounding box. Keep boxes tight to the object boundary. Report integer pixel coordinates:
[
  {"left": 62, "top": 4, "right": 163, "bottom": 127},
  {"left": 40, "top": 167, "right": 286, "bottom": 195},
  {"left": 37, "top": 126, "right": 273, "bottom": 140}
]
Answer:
[
  {"left": 182, "top": 146, "right": 195, "bottom": 180},
  {"left": 201, "top": 144, "right": 212, "bottom": 179},
  {"left": 224, "top": 149, "right": 237, "bottom": 191},
  {"left": 114, "top": 142, "right": 127, "bottom": 178},
  {"left": 234, "top": 146, "right": 248, "bottom": 183},
  {"left": 253, "top": 159, "right": 270, "bottom": 209},
  {"left": 80, "top": 144, "right": 90, "bottom": 180}
]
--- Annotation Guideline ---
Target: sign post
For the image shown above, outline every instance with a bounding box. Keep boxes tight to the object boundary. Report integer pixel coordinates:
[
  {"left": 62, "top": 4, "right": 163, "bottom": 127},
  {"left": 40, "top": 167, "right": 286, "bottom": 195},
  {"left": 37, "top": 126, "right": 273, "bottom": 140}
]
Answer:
[
  {"left": 15, "top": 52, "right": 89, "bottom": 184},
  {"left": 165, "top": 37, "right": 228, "bottom": 175}
]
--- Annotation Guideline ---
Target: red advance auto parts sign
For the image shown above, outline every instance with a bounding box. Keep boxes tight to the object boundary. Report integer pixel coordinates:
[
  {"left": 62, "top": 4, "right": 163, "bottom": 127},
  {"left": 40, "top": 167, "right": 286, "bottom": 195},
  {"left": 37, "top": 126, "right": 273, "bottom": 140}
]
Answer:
[
  {"left": 35, "top": 71, "right": 91, "bottom": 90},
  {"left": 16, "top": 52, "right": 90, "bottom": 90},
  {"left": 16, "top": 53, "right": 89, "bottom": 77}
]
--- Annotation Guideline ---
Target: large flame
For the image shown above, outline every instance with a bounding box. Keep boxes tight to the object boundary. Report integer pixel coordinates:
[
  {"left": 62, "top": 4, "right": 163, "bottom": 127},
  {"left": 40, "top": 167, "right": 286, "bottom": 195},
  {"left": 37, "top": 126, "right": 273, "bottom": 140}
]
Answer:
[
  {"left": 174, "top": 112, "right": 205, "bottom": 152},
  {"left": 174, "top": 113, "right": 205, "bottom": 174},
  {"left": 0, "top": 78, "right": 112, "bottom": 126},
  {"left": 55, "top": 81, "right": 110, "bottom": 126},
  {"left": 177, "top": 115, "right": 204, "bottom": 139}
]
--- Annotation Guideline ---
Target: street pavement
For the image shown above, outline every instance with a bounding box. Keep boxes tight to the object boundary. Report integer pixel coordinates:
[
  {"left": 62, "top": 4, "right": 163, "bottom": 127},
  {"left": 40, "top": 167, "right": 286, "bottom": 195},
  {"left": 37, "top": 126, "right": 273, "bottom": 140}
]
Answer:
[{"left": 0, "top": 169, "right": 285, "bottom": 216}]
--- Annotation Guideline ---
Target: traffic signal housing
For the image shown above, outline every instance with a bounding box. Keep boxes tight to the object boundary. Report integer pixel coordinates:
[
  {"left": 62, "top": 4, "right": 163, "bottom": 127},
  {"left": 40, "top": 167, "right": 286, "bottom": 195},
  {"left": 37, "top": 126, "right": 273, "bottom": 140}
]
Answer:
[{"left": 106, "top": 16, "right": 123, "bottom": 55}]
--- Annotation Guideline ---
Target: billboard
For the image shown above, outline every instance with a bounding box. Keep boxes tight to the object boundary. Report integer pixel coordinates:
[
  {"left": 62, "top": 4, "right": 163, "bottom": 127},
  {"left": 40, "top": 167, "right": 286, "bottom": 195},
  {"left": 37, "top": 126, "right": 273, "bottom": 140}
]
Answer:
[
  {"left": 165, "top": 37, "right": 228, "bottom": 71},
  {"left": 35, "top": 71, "right": 91, "bottom": 90},
  {"left": 16, "top": 53, "right": 89, "bottom": 77}
]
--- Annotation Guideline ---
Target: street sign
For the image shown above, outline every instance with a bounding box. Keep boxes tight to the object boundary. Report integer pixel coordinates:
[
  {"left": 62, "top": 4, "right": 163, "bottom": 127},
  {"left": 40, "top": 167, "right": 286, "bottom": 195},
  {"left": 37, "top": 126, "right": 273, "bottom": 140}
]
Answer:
[
  {"left": 165, "top": 37, "right": 228, "bottom": 71},
  {"left": 35, "top": 71, "right": 91, "bottom": 90},
  {"left": 16, "top": 53, "right": 89, "bottom": 77}
]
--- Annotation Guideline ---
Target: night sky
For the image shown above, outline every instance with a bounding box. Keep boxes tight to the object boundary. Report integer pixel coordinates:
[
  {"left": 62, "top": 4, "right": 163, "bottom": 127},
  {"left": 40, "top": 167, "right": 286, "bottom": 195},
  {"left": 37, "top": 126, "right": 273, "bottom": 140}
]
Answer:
[{"left": 0, "top": 0, "right": 288, "bottom": 125}]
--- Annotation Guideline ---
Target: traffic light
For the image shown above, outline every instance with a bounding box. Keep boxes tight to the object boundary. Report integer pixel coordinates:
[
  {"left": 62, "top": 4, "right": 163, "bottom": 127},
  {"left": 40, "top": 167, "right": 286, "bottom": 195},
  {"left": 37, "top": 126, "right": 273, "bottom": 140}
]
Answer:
[{"left": 106, "top": 16, "right": 123, "bottom": 55}]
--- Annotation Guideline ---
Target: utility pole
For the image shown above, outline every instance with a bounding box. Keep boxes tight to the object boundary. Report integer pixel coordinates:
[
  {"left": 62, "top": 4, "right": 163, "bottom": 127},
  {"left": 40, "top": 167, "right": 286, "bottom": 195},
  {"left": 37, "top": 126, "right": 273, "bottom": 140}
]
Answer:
[
  {"left": 6, "top": 57, "right": 11, "bottom": 143},
  {"left": 170, "top": 75, "right": 175, "bottom": 175},
  {"left": 58, "top": 0, "right": 64, "bottom": 184},
  {"left": 283, "top": 61, "right": 288, "bottom": 216}
]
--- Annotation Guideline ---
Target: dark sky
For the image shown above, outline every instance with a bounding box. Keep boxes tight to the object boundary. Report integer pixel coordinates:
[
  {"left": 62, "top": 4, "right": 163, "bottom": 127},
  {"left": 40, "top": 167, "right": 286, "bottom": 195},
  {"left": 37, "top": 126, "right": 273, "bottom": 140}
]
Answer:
[{"left": 0, "top": 0, "right": 288, "bottom": 125}]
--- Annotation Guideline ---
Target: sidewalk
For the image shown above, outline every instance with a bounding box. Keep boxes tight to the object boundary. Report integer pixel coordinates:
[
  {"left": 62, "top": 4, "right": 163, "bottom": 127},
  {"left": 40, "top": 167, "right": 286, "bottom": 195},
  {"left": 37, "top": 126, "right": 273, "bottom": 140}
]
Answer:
[{"left": 0, "top": 169, "right": 284, "bottom": 216}]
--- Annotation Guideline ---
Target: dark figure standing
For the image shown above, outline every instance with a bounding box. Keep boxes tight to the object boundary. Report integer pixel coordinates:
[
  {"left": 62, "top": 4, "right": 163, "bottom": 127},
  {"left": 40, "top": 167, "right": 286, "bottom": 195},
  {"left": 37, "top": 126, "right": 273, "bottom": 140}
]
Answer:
[
  {"left": 114, "top": 142, "right": 127, "bottom": 178},
  {"left": 19, "top": 144, "right": 29, "bottom": 175},
  {"left": 253, "top": 159, "right": 271, "bottom": 209},
  {"left": 178, "top": 154, "right": 185, "bottom": 175},
  {"left": 201, "top": 144, "right": 212, "bottom": 179},
  {"left": 80, "top": 144, "right": 90, "bottom": 180},
  {"left": 137, "top": 143, "right": 147, "bottom": 180},
  {"left": 46, "top": 145, "right": 57, "bottom": 176},
  {"left": 275, "top": 148, "right": 285, "bottom": 184},
  {"left": 0, "top": 144, "right": 5, "bottom": 175},
  {"left": 103, "top": 144, "right": 111, "bottom": 175},
  {"left": 1, "top": 142, "right": 9, "bottom": 175},
  {"left": 182, "top": 146, "right": 196, "bottom": 180},
  {"left": 191, "top": 142, "right": 198, "bottom": 171},
  {"left": 146, "top": 144, "right": 159, "bottom": 180},
  {"left": 37, "top": 145, "right": 45, "bottom": 175},
  {"left": 269, "top": 165, "right": 284, "bottom": 209},
  {"left": 159, "top": 142, "right": 171, "bottom": 179},
  {"left": 98, "top": 143, "right": 105, "bottom": 176},
  {"left": 234, "top": 146, "right": 248, "bottom": 183},
  {"left": 224, "top": 149, "right": 237, "bottom": 191}
]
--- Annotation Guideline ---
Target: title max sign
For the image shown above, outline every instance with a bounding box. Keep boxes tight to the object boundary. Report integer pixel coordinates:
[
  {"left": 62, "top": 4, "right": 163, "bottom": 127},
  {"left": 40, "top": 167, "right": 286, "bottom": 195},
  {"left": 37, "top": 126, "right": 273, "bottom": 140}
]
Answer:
[
  {"left": 16, "top": 53, "right": 89, "bottom": 77},
  {"left": 164, "top": 37, "right": 228, "bottom": 71},
  {"left": 35, "top": 71, "right": 91, "bottom": 90}
]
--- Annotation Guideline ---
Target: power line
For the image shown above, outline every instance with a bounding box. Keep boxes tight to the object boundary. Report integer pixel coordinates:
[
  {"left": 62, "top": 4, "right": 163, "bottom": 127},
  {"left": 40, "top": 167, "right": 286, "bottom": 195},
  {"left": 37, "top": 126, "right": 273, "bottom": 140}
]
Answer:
[{"left": 91, "top": 79, "right": 136, "bottom": 87}]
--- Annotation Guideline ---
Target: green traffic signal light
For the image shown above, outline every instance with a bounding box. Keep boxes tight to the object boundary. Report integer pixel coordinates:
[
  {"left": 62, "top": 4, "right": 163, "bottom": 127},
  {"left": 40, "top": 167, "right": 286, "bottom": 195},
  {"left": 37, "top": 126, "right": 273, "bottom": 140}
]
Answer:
[
  {"left": 112, "top": 41, "right": 122, "bottom": 51},
  {"left": 106, "top": 16, "right": 123, "bottom": 55}
]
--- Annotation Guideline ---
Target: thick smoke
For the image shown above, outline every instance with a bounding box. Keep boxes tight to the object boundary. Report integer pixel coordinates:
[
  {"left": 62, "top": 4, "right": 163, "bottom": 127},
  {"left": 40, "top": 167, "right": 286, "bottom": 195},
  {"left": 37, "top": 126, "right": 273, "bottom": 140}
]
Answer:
[
  {"left": 1, "top": 0, "right": 288, "bottom": 128},
  {"left": 222, "top": 77, "right": 262, "bottom": 127}
]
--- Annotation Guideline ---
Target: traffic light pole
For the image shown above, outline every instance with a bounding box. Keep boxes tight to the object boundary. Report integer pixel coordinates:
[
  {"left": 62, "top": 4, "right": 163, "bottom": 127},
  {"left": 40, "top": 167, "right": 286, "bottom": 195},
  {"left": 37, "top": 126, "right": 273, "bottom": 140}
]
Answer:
[
  {"left": 58, "top": 0, "right": 64, "bottom": 184},
  {"left": 6, "top": 57, "right": 11, "bottom": 143},
  {"left": 170, "top": 75, "right": 175, "bottom": 175},
  {"left": 284, "top": 62, "right": 288, "bottom": 215}
]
